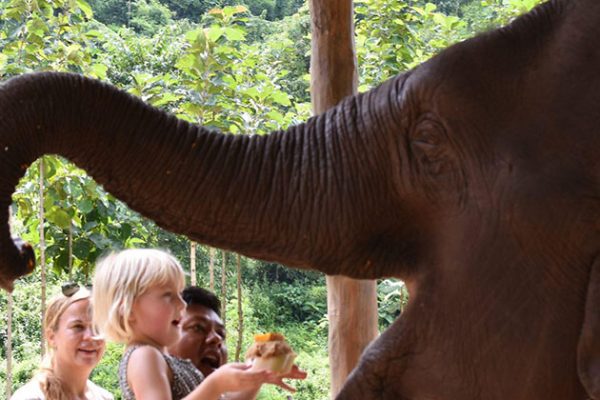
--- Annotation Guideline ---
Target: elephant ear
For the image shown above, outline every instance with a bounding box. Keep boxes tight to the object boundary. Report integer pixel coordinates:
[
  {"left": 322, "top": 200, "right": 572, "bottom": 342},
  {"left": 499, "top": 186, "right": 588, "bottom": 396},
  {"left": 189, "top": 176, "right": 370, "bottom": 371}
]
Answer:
[{"left": 578, "top": 254, "right": 600, "bottom": 399}]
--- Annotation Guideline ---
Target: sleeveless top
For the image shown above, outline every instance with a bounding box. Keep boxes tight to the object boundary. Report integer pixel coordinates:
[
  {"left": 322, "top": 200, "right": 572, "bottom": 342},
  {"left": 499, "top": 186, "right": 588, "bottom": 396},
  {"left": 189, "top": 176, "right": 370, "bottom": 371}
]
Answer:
[
  {"left": 119, "top": 345, "right": 204, "bottom": 400},
  {"left": 10, "top": 376, "right": 113, "bottom": 400}
]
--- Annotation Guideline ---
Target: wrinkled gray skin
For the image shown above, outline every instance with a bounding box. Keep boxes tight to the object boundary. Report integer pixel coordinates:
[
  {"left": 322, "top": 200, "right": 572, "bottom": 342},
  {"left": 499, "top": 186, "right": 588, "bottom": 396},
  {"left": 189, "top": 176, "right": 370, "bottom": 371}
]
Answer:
[{"left": 0, "top": 0, "right": 598, "bottom": 399}]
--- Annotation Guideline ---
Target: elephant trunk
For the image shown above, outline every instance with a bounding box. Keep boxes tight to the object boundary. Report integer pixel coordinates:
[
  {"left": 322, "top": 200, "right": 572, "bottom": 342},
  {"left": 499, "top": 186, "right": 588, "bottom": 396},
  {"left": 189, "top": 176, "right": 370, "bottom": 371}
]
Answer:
[{"left": 0, "top": 72, "right": 402, "bottom": 290}]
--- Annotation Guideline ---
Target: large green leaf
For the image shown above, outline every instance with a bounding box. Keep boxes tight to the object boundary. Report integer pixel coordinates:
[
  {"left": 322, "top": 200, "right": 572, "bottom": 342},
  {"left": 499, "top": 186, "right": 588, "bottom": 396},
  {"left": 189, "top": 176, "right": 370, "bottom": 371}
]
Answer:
[
  {"left": 73, "top": 238, "right": 93, "bottom": 259},
  {"left": 76, "top": 0, "right": 94, "bottom": 19},
  {"left": 46, "top": 207, "right": 71, "bottom": 230}
]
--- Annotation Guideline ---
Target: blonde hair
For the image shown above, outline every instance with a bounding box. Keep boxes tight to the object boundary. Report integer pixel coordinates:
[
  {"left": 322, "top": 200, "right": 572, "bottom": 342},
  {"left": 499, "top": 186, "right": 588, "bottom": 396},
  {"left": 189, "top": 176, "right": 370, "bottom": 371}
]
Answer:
[
  {"left": 92, "top": 248, "right": 186, "bottom": 344},
  {"left": 37, "top": 287, "right": 92, "bottom": 400}
]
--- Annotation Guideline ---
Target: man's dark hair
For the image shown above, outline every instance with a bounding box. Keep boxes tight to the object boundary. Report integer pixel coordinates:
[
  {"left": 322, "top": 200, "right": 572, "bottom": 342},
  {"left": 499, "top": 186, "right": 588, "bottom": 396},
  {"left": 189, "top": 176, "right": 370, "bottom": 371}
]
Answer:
[{"left": 181, "top": 286, "right": 221, "bottom": 316}]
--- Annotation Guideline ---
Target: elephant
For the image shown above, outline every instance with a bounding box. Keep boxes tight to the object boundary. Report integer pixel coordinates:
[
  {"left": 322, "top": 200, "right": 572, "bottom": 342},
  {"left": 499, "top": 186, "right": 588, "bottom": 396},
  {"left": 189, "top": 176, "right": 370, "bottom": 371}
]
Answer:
[{"left": 0, "top": 0, "right": 598, "bottom": 398}]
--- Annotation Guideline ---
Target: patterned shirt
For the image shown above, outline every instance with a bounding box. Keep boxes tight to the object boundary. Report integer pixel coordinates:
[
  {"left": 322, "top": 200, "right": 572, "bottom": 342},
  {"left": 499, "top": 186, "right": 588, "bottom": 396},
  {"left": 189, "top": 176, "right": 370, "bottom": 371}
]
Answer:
[{"left": 119, "top": 345, "right": 204, "bottom": 400}]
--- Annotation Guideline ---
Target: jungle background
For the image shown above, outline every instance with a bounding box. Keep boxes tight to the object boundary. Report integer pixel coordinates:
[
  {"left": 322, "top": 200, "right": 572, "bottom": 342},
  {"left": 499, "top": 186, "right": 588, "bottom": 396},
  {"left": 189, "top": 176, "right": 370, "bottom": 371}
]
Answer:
[{"left": 0, "top": 0, "right": 542, "bottom": 398}]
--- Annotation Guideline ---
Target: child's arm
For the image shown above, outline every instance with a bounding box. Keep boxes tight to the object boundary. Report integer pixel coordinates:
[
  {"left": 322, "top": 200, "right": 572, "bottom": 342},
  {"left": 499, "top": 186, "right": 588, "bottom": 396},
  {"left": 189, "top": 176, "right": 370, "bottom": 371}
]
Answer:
[{"left": 127, "top": 346, "right": 173, "bottom": 400}]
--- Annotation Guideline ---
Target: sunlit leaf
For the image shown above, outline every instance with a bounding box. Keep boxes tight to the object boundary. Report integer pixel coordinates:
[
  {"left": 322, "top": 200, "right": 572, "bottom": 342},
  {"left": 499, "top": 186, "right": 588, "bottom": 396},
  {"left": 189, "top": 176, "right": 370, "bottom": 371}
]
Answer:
[
  {"left": 76, "top": 0, "right": 93, "bottom": 19},
  {"left": 224, "top": 27, "right": 245, "bottom": 41},
  {"left": 270, "top": 90, "right": 291, "bottom": 106},
  {"left": 151, "top": 93, "right": 182, "bottom": 107},
  {"left": 46, "top": 208, "right": 71, "bottom": 230},
  {"left": 89, "top": 63, "right": 108, "bottom": 79},
  {"left": 206, "top": 27, "right": 224, "bottom": 42}
]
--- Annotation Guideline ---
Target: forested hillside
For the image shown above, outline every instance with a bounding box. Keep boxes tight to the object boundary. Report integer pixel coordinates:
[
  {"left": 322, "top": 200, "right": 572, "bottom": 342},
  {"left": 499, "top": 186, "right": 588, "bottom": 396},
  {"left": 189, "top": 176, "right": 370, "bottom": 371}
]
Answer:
[
  {"left": 87, "top": 0, "right": 305, "bottom": 34},
  {"left": 0, "top": 0, "right": 543, "bottom": 398}
]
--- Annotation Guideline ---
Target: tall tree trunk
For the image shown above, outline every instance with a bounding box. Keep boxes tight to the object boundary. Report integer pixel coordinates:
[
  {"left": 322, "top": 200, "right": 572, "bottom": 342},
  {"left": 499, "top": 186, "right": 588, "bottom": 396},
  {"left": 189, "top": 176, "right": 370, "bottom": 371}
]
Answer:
[
  {"left": 308, "top": 0, "right": 379, "bottom": 396},
  {"left": 68, "top": 220, "right": 73, "bottom": 281},
  {"left": 6, "top": 291, "right": 13, "bottom": 399},
  {"left": 234, "top": 254, "right": 243, "bottom": 361},
  {"left": 220, "top": 250, "right": 227, "bottom": 329},
  {"left": 6, "top": 207, "right": 13, "bottom": 398},
  {"left": 209, "top": 247, "right": 215, "bottom": 291},
  {"left": 39, "top": 158, "right": 47, "bottom": 356},
  {"left": 190, "top": 241, "right": 197, "bottom": 286}
]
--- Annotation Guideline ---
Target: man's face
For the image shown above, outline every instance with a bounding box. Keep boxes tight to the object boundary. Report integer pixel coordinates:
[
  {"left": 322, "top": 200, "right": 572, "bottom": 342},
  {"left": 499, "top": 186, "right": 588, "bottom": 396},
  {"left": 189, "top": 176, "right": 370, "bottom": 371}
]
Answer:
[{"left": 168, "top": 304, "right": 227, "bottom": 376}]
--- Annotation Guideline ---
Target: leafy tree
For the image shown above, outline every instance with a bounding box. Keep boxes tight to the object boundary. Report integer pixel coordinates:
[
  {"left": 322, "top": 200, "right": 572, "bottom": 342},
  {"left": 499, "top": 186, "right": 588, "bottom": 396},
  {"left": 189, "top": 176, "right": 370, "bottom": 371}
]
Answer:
[
  {"left": 243, "top": 0, "right": 275, "bottom": 19},
  {"left": 173, "top": 6, "right": 308, "bottom": 132},
  {"left": 129, "top": 0, "right": 174, "bottom": 35},
  {"left": 0, "top": 0, "right": 105, "bottom": 78},
  {"left": 87, "top": 0, "right": 305, "bottom": 25},
  {"left": 272, "top": 0, "right": 305, "bottom": 19},
  {"left": 86, "top": 0, "right": 130, "bottom": 27},
  {"left": 378, "top": 279, "right": 409, "bottom": 328},
  {"left": 252, "top": 4, "right": 311, "bottom": 103},
  {"left": 87, "top": 0, "right": 174, "bottom": 35},
  {"left": 354, "top": 0, "right": 544, "bottom": 90},
  {"left": 160, "top": 0, "right": 217, "bottom": 20},
  {"left": 428, "top": 0, "right": 469, "bottom": 14}
]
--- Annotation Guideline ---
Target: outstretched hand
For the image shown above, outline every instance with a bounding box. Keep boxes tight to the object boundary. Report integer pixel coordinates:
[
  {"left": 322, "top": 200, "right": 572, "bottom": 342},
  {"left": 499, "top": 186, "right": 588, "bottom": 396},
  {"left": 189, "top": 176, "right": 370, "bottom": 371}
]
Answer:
[
  {"left": 207, "top": 362, "right": 276, "bottom": 394},
  {"left": 264, "top": 365, "right": 308, "bottom": 393}
]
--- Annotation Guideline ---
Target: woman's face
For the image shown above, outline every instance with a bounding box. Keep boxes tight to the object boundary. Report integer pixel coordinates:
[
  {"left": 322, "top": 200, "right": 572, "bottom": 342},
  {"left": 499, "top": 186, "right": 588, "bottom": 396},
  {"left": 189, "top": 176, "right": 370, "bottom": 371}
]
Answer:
[{"left": 47, "top": 299, "right": 105, "bottom": 372}]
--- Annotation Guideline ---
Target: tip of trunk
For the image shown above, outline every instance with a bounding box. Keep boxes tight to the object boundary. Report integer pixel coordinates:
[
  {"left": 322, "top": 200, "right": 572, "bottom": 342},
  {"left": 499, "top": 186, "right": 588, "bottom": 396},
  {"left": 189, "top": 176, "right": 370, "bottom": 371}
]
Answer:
[{"left": 0, "top": 236, "right": 36, "bottom": 292}]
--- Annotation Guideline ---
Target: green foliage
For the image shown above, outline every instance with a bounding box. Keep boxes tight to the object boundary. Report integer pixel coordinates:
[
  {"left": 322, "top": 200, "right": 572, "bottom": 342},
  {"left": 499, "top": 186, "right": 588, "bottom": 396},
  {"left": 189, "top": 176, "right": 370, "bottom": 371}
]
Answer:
[
  {"left": 354, "top": 0, "right": 544, "bottom": 90},
  {"left": 12, "top": 157, "right": 185, "bottom": 280},
  {"left": 0, "top": 0, "right": 106, "bottom": 78},
  {"left": 0, "top": 275, "right": 60, "bottom": 393},
  {"left": 90, "top": 342, "right": 124, "bottom": 400},
  {"left": 87, "top": 0, "right": 174, "bottom": 34},
  {"left": 272, "top": 0, "right": 305, "bottom": 19},
  {"left": 97, "top": 22, "right": 188, "bottom": 92},
  {"left": 174, "top": 6, "right": 309, "bottom": 132},
  {"left": 378, "top": 279, "right": 409, "bottom": 329},
  {"left": 129, "top": 0, "right": 174, "bottom": 35},
  {"left": 249, "top": 4, "right": 311, "bottom": 103},
  {"left": 87, "top": 0, "right": 305, "bottom": 25},
  {"left": 86, "top": 0, "right": 130, "bottom": 27},
  {"left": 355, "top": 0, "right": 464, "bottom": 89},
  {"left": 161, "top": 0, "right": 218, "bottom": 21}
]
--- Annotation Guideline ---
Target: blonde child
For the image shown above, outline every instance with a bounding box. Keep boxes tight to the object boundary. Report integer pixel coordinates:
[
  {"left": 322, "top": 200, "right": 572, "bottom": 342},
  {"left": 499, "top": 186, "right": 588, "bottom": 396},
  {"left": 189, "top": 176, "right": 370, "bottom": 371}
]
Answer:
[{"left": 93, "top": 249, "right": 292, "bottom": 400}]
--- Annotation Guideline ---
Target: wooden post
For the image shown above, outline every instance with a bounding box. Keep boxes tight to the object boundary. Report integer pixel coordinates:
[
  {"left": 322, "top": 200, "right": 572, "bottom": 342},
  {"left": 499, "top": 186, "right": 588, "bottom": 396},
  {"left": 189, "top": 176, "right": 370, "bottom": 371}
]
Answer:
[
  {"left": 7, "top": 206, "right": 13, "bottom": 398},
  {"left": 6, "top": 291, "right": 13, "bottom": 398},
  {"left": 308, "top": 0, "right": 379, "bottom": 397},
  {"left": 209, "top": 247, "right": 215, "bottom": 291},
  {"left": 220, "top": 250, "right": 227, "bottom": 329},
  {"left": 234, "top": 254, "right": 243, "bottom": 361},
  {"left": 68, "top": 221, "right": 73, "bottom": 281},
  {"left": 190, "top": 241, "right": 197, "bottom": 285},
  {"left": 39, "top": 158, "right": 46, "bottom": 356}
]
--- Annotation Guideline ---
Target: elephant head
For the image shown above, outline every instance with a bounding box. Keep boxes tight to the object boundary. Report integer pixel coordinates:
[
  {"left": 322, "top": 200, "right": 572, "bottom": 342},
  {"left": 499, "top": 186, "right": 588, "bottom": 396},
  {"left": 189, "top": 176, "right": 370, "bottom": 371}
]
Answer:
[{"left": 0, "top": 0, "right": 598, "bottom": 398}]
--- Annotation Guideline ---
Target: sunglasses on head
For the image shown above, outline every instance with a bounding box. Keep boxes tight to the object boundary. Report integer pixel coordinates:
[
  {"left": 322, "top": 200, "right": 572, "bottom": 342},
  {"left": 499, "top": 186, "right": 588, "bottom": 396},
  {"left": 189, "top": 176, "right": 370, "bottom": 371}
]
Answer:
[{"left": 61, "top": 282, "right": 92, "bottom": 297}]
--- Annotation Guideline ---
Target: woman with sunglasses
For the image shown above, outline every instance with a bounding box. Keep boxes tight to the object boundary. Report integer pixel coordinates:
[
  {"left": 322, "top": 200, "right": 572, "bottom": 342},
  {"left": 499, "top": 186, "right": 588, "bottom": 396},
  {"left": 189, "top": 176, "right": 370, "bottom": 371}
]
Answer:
[{"left": 11, "top": 284, "right": 113, "bottom": 400}]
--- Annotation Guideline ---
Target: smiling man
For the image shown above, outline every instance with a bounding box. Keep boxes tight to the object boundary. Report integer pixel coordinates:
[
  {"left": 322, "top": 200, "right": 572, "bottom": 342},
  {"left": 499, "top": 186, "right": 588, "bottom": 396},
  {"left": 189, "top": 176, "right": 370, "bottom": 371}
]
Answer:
[{"left": 167, "top": 286, "right": 228, "bottom": 377}]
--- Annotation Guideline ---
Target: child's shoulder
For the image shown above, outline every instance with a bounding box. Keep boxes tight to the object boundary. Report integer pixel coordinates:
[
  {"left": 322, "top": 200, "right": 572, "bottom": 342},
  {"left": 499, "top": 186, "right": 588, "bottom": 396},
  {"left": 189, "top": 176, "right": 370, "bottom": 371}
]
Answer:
[
  {"left": 124, "top": 345, "right": 171, "bottom": 384},
  {"left": 121, "top": 345, "right": 173, "bottom": 399},
  {"left": 126, "top": 344, "right": 166, "bottom": 366}
]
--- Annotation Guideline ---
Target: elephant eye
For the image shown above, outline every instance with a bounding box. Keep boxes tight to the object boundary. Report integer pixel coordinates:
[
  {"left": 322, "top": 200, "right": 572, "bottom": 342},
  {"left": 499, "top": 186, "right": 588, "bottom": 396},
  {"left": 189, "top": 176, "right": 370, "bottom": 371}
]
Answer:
[
  {"left": 408, "top": 116, "right": 465, "bottom": 201},
  {"left": 410, "top": 118, "right": 449, "bottom": 174}
]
